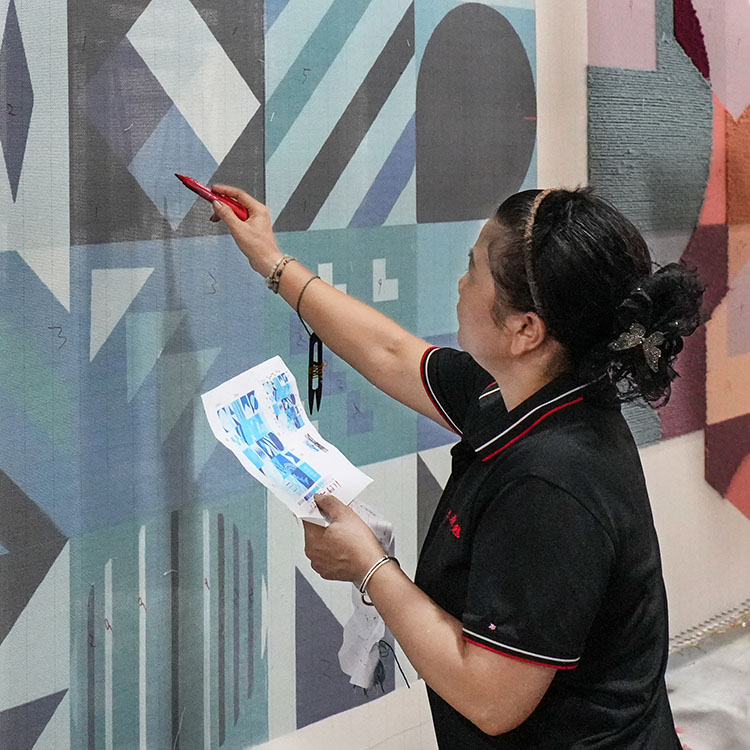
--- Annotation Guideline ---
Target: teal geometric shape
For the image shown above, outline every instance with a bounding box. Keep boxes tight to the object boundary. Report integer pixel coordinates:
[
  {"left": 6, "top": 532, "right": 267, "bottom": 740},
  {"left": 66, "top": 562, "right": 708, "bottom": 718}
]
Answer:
[
  {"left": 0, "top": 314, "right": 75, "bottom": 445},
  {"left": 268, "top": 225, "right": 418, "bottom": 467},
  {"left": 266, "top": 0, "right": 371, "bottom": 158},
  {"left": 416, "top": 220, "right": 484, "bottom": 337},
  {"left": 191, "top": 398, "right": 218, "bottom": 479},
  {"left": 0, "top": 542, "right": 7, "bottom": 555},
  {"left": 126, "top": 310, "right": 186, "bottom": 401},
  {"left": 68, "top": 517, "right": 173, "bottom": 749},
  {"left": 158, "top": 348, "right": 221, "bottom": 442}
]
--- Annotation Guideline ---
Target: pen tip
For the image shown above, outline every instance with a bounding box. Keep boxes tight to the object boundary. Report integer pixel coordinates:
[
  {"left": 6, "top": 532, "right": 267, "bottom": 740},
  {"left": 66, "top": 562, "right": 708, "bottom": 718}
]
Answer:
[{"left": 175, "top": 173, "right": 184, "bottom": 180}]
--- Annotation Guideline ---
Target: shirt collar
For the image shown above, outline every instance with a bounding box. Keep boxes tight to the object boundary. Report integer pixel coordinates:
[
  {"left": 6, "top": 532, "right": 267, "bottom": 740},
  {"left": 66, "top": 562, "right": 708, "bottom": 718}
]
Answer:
[{"left": 464, "top": 374, "right": 592, "bottom": 462}]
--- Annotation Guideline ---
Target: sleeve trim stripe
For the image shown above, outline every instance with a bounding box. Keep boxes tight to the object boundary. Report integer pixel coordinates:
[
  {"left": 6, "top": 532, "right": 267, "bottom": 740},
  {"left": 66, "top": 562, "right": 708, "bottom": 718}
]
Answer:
[
  {"left": 420, "top": 346, "right": 462, "bottom": 435},
  {"left": 463, "top": 636, "right": 579, "bottom": 670},
  {"left": 462, "top": 628, "right": 580, "bottom": 667}
]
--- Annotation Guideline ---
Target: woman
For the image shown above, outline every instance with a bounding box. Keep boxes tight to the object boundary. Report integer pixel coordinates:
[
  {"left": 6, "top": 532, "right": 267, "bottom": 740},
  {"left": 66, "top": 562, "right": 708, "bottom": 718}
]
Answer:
[{"left": 211, "top": 186, "right": 702, "bottom": 748}]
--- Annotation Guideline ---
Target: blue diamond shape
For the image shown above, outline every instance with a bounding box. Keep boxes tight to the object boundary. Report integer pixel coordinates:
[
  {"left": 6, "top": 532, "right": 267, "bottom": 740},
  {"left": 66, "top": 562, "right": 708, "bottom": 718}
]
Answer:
[
  {"left": 128, "top": 105, "right": 218, "bottom": 230},
  {"left": 0, "top": 0, "right": 34, "bottom": 201},
  {"left": 85, "top": 38, "right": 173, "bottom": 166}
]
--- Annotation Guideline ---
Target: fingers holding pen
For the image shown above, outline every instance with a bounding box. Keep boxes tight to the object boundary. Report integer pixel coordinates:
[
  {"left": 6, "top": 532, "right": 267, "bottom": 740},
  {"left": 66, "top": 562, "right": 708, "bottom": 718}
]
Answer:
[
  {"left": 212, "top": 184, "right": 267, "bottom": 215},
  {"left": 209, "top": 185, "right": 282, "bottom": 274},
  {"left": 210, "top": 184, "right": 271, "bottom": 225}
]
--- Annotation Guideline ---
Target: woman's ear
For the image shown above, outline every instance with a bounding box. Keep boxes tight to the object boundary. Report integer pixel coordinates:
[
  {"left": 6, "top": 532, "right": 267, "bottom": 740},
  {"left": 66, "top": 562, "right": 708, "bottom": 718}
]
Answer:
[{"left": 509, "top": 311, "right": 548, "bottom": 356}]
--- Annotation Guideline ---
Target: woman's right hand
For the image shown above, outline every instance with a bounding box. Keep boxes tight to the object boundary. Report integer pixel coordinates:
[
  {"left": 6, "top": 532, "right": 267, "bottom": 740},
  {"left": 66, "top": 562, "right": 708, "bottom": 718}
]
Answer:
[{"left": 209, "top": 184, "right": 283, "bottom": 277}]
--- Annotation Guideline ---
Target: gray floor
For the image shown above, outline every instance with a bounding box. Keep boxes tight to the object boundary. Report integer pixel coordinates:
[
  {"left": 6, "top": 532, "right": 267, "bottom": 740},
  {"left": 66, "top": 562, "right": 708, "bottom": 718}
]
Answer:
[{"left": 667, "top": 627, "right": 750, "bottom": 750}]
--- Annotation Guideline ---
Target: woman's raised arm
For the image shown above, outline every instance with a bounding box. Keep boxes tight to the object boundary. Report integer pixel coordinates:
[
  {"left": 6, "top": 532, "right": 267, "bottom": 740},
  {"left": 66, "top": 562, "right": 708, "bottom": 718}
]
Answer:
[{"left": 211, "top": 185, "right": 454, "bottom": 432}]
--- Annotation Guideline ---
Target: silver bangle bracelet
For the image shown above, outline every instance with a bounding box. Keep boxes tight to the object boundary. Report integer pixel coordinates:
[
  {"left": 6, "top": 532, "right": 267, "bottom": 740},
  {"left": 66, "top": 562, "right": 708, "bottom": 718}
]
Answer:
[{"left": 359, "top": 554, "right": 399, "bottom": 606}]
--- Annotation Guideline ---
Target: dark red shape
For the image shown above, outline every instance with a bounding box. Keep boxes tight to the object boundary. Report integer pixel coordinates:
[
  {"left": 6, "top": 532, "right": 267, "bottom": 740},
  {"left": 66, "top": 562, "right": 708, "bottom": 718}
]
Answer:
[
  {"left": 674, "top": 0, "right": 710, "bottom": 79},
  {"left": 660, "top": 224, "right": 728, "bottom": 439},
  {"left": 705, "top": 414, "right": 750, "bottom": 498},
  {"left": 682, "top": 224, "right": 729, "bottom": 317},
  {"left": 660, "top": 326, "right": 706, "bottom": 439}
]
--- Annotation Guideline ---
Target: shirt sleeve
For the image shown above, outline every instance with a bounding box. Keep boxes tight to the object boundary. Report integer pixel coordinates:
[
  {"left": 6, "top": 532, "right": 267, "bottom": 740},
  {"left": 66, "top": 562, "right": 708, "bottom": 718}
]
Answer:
[
  {"left": 420, "top": 346, "right": 493, "bottom": 435},
  {"left": 461, "top": 476, "right": 615, "bottom": 670}
]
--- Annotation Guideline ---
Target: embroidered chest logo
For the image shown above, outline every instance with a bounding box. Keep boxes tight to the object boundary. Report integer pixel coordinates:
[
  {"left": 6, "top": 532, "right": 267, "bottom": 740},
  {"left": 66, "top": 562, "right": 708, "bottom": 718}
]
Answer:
[{"left": 445, "top": 508, "right": 462, "bottom": 538}]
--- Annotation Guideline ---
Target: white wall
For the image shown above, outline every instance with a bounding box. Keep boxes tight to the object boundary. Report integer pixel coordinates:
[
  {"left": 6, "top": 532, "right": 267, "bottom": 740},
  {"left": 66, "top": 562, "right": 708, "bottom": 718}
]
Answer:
[{"left": 643, "top": 432, "right": 750, "bottom": 637}]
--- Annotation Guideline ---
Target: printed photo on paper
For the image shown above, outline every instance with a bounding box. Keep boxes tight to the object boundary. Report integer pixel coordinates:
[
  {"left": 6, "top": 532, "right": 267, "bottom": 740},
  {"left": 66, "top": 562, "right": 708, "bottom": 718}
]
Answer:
[{"left": 202, "top": 356, "right": 372, "bottom": 522}]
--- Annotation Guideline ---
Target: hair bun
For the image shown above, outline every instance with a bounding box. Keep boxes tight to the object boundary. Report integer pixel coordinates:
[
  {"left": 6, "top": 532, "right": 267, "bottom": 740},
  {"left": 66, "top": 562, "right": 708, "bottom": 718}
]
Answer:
[{"left": 606, "top": 263, "right": 704, "bottom": 404}]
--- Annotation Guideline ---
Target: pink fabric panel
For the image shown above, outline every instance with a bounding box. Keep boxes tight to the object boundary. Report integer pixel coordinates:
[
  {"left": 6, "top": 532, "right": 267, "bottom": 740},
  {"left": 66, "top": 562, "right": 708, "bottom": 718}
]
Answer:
[
  {"left": 699, "top": 94, "right": 727, "bottom": 225},
  {"left": 728, "top": 258, "right": 750, "bottom": 356},
  {"left": 692, "top": 0, "right": 750, "bottom": 119},
  {"left": 726, "top": 454, "right": 750, "bottom": 520},
  {"left": 588, "top": 0, "right": 656, "bottom": 70}
]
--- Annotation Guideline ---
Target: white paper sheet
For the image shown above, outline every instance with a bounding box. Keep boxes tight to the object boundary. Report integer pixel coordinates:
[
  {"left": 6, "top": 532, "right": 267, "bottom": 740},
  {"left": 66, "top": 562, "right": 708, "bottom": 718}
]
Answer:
[
  {"left": 201, "top": 356, "right": 373, "bottom": 523},
  {"left": 202, "top": 357, "right": 395, "bottom": 689}
]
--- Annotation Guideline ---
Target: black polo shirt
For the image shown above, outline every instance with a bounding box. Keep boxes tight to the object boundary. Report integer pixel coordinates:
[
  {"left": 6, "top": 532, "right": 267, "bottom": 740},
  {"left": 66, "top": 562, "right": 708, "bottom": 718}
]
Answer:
[{"left": 416, "top": 347, "right": 680, "bottom": 750}]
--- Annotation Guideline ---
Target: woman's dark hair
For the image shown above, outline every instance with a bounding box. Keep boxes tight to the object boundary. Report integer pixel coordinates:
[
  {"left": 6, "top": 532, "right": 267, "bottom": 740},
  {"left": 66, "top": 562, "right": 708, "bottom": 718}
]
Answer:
[{"left": 489, "top": 187, "right": 704, "bottom": 406}]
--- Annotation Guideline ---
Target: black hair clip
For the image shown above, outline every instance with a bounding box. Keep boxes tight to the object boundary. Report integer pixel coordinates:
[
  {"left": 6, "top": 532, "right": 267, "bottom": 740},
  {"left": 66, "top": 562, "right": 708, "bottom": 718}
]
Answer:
[{"left": 308, "top": 332, "right": 324, "bottom": 413}]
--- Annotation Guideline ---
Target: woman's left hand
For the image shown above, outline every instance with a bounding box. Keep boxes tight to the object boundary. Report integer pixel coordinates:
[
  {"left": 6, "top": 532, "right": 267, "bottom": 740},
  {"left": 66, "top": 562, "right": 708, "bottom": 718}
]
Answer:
[{"left": 303, "top": 495, "right": 386, "bottom": 585}]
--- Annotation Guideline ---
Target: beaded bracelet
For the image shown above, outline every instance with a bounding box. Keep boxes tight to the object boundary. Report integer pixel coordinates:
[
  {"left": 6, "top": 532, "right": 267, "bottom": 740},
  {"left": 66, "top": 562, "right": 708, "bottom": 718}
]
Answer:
[
  {"left": 359, "top": 555, "right": 400, "bottom": 606},
  {"left": 266, "top": 254, "right": 296, "bottom": 293}
]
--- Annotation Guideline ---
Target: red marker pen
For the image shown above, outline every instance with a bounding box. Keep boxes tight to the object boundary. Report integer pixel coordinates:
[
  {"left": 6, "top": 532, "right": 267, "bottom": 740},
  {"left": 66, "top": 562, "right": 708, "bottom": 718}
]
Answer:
[{"left": 175, "top": 173, "right": 249, "bottom": 221}]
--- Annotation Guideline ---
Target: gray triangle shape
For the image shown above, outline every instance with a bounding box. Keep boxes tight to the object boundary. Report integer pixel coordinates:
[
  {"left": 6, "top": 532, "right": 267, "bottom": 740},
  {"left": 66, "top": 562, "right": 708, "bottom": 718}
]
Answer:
[
  {"left": 295, "top": 569, "right": 388, "bottom": 728},
  {"left": 0, "top": 471, "right": 67, "bottom": 644},
  {"left": 0, "top": 689, "right": 67, "bottom": 750},
  {"left": 417, "top": 455, "right": 444, "bottom": 554}
]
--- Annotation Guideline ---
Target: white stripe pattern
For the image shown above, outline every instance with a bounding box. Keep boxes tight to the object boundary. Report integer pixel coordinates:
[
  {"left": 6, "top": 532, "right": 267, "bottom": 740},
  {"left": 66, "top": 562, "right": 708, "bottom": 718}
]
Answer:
[
  {"left": 139, "top": 526, "right": 147, "bottom": 750},
  {"left": 104, "top": 559, "right": 114, "bottom": 750},
  {"left": 203, "top": 509, "right": 211, "bottom": 750},
  {"left": 475, "top": 382, "right": 589, "bottom": 453},
  {"left": 478, "top": 385, "right": 501, "bottom": 400},
  {"left": 464, "top": 628, "right": 580, "bottom": 665}
]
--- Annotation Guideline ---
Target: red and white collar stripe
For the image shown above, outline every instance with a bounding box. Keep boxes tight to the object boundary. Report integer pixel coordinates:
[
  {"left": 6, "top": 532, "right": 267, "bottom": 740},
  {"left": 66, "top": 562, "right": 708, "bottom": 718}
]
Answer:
[
  {"left": 479, "top": 381, "right": 500, "bottom": 399},
  {"left": 476, "top": 382, "right": 589, "bottom": 456}
]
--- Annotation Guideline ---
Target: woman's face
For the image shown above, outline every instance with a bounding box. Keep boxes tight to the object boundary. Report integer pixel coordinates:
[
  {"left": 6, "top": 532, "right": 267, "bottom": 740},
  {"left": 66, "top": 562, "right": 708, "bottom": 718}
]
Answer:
[{"left": 456, "top": 220, "right": 511, "bottom": 368}]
